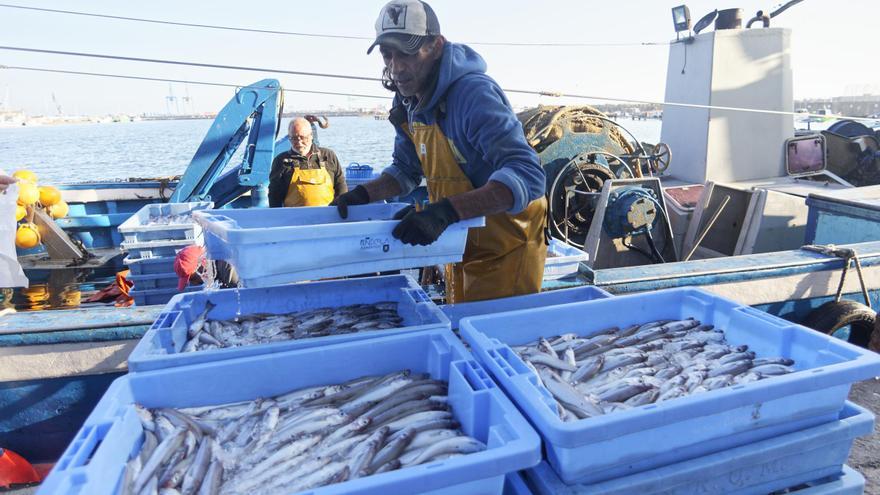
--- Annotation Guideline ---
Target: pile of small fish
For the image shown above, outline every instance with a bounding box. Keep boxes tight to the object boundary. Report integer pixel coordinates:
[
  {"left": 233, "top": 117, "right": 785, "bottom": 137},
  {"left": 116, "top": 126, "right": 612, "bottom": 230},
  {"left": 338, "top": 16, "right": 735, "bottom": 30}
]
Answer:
[
  {"left": 122, "top": 370, "right": 485, "bottom": 494},
  {"left": 513, "top": 318, "right": 796, "bottom": 421},
  {"left": 182, "top": 302, "right": 403, "bottom": 353},
  {"left": 146, "top": 213, "right": 196, "bottom": 226}
]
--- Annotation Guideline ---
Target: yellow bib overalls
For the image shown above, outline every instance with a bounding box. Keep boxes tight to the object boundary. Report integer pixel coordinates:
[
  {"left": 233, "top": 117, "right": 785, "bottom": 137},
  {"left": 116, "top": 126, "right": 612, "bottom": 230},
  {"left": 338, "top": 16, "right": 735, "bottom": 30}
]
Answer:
[
  {"left": 405, "top": 122, "right": 547, "bottom": 303},
  {"left": 283, "top": 164, "right": 336, "bottom": 207}
]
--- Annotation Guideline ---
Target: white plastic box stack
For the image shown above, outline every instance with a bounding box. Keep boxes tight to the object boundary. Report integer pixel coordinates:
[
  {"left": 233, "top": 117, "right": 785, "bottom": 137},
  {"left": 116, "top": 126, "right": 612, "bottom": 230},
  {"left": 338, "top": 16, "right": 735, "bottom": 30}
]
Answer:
[{"left": 118, "top": 201, "right": 212, "bottom": 306}]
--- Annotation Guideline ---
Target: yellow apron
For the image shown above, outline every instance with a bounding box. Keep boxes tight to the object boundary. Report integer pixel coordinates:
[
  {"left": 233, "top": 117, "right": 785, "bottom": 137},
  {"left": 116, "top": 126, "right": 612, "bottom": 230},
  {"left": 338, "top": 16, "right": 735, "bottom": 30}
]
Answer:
[
  {"left": 283, "top": 166, "right": 335, "bottom": 207},
  {"left": 405, "top": 122, "right": 547, "bottom": 303}
]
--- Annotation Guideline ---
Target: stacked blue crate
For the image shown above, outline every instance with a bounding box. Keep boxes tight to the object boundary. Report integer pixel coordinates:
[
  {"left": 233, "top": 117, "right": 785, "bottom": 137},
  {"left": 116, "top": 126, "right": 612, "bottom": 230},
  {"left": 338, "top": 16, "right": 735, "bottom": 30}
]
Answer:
[
  {"left": 345, "top": 162, "right": 378, "bottom": 188},
  {"left": 522, "top": 403, "right": 872, "bottom": 494},
  {"left": 459, "top": 287, "right": 880, "bottom": 491},
  {"left": 38, "top": 330, "right": 543, "bottom": 495},
  {"left": 118, "top": 202, "right": 212, "bottom": 306}
]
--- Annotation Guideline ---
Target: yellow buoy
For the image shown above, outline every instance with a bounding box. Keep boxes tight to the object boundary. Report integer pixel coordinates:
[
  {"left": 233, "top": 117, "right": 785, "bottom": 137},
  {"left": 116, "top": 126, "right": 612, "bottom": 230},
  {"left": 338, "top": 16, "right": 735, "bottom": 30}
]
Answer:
[
  {"left": 15, "top": 204, "right": 26, "bottom": 221},
  {"left": 12, "top": 170, "right": 37, "bottom": 183},
  {"left": 39, "top": 186, "right": 62, "bottom": 206},
  {"left": 17, "top": 181, "right": 39, "bottom": 205},
  {"left": 48, "top": 200, "right": 69, "bottom": 219},
  {"left": 15, "top": 223, "right": 40, "bottom": 249}
]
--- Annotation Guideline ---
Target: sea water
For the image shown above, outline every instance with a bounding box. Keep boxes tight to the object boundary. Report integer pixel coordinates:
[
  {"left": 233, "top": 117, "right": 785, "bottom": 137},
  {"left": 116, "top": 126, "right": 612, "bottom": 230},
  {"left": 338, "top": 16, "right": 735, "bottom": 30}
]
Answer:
[{"left": 0, "top": 116, "right": 662, "bottom": 310}]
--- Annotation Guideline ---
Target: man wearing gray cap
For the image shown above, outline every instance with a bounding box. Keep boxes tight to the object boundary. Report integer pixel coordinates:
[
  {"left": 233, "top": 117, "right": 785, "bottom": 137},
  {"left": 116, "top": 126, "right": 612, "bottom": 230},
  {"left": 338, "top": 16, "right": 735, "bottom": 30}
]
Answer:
[{"left": 332, "top": 0, "right": 547, "bottom": 303}]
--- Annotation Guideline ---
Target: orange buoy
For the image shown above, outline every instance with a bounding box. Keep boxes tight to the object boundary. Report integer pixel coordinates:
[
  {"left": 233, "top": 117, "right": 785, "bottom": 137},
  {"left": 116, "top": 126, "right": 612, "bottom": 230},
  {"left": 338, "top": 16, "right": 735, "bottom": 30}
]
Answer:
[
  {"left": 48, "top": 200, "right": 69, "bottom": 219},
  {"left": 11, "top": 170, "right": 37, "bottom": 183},
  {"left": 14, "top": 204, "right": 25, "bottom": 222},
  {"left": 15, "top": 223, "right": 40, "bottom": 249},
  {"left": 38, "top": 186, "right": 61, "bottom": 207},
  {"left": 16, "top": 182, "right": 39, "bottom": 206}
]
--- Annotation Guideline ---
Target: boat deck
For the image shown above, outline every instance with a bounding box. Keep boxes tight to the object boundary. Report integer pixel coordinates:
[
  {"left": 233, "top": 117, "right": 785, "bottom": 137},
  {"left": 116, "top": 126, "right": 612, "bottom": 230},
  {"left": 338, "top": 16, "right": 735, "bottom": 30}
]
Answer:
[{"left": 0, "top": 305, "right": 162, "bottom": 336}]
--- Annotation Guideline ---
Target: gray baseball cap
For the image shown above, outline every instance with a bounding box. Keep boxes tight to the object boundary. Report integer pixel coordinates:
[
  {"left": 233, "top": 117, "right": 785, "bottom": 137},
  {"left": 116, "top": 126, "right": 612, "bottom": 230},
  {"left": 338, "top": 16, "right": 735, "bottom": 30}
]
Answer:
[{"left": 367, "top": 0, "right": 441, "bottom": 55}]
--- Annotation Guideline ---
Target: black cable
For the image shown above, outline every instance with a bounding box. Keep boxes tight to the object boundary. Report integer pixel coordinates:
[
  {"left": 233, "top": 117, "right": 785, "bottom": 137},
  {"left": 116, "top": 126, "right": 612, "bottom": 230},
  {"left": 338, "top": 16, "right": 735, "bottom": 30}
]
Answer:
[
  {"left": 2, "top": 45, "right": 876, "bottom": 122},
  {"left": 644, "top": 229, "right": 666, "bottom": 263},
  {"left": 622, "top": 237, "right": 657, "bottom": 263},
  {"left": 770, "top": 0, "right": 806, "bottom": 18},
  {"left": 0, "top": 45, "right": 382, "bottom": 83},
  {"left": 0, "top": 3, "right": 668, "bottom": 48},
  {"left": 0, "top": 65, "right": 391, "bottom": 100}
]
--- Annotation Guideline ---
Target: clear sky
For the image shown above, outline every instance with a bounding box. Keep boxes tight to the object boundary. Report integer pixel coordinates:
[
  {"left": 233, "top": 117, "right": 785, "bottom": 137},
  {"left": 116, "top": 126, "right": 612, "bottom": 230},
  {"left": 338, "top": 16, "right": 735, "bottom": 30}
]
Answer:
[{"left": 0, "top": 0, "right": 877, "bottom": 116}]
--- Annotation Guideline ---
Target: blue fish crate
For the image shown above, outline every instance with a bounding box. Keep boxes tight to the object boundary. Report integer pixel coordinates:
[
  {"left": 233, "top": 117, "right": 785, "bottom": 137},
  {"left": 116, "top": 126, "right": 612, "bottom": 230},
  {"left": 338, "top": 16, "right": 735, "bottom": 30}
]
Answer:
[
  {"left": 459, "top": 287, "right": 880, "bottom": 484},
  {"left": 346, "top": 163, "right": 376, "bottom": 179},
  {"left": 522, "top": 402, "right": 873, "bottom": 494},
  {"left": 192, "top": 203, "right": 485, "bottom": 288},
  {"left": 121, "top": 238, "right": 194, "bottom": 260},
  {"left": 441, "top": 286, "right": 611, "bottom": 331},
  {"left": 128, "top": 271, "right": 180, "bottom": 291},
  {"left": 38, "top": 329, "right": 542, "bottom": 495},
  {"left": 543, "top": 239, "right": 589, "bottom": 281},
  {"left": 118, "top": 201, "right": 213, "bottom": 244},
  {"left": 504, "top": 472, "right": 533, "bottom": 495},
  {"left": 131, "top": 285, "right": 202, "bottom": 307},
  {"left": 786, "top": 466, "right": 865, "bottom": 495},
  {"left": 124, "top": 255, "right": 175, "bottom": 276},
  {"left": 128, "top": 274, "right": 451, "bottom": 372}
]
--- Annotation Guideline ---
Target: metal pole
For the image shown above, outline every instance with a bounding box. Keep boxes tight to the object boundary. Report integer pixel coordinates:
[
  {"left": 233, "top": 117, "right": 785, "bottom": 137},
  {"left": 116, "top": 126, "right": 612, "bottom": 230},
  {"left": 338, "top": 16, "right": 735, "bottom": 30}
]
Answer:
[{"left": 684, "top": 195, "right": 730, "bottom": 262}]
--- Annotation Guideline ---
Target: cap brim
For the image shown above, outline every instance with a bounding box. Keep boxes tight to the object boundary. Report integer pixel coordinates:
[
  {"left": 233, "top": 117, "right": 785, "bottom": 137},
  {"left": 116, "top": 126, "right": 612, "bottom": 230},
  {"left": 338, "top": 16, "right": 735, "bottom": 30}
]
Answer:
[{"left": 366, "top": 33, "right": 425, "bottom": 55}]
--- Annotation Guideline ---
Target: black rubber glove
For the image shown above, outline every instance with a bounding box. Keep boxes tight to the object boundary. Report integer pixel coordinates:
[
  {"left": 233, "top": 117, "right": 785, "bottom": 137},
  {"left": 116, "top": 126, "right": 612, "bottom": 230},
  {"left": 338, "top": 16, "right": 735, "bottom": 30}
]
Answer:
[
  {"left": 329, "top": 185, "right": 370, "bottom": 219},
  {"left": 392, "top": 199, "right": 460, "bottom": 246}
]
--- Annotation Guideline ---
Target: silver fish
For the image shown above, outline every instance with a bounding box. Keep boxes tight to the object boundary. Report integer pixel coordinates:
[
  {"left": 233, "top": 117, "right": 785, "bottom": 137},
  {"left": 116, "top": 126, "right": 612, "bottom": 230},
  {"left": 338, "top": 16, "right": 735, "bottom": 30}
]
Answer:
[
  {"left": 512, "top": 317, "right": 796, "bottom": 421},
  {"left": 121, "top": 370, "right": 484, "bottom": 494}
]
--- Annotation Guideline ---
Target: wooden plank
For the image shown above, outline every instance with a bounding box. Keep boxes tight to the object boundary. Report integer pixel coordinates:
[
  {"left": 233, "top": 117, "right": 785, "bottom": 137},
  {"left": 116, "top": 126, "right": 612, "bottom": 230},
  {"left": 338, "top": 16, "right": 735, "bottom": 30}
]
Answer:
[
  {"left": 681, "top": 181, "right": 714, "bottom": 258},
  {"left": 0, "top": 305, "right": 164, "bottom": 335}
]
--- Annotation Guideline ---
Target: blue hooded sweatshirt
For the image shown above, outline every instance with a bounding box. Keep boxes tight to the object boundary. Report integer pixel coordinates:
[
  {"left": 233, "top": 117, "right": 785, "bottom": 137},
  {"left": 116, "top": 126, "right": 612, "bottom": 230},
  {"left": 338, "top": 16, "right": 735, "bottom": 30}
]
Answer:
[{"left": 382, "top": 42, "right": 545, "bottom": 214}]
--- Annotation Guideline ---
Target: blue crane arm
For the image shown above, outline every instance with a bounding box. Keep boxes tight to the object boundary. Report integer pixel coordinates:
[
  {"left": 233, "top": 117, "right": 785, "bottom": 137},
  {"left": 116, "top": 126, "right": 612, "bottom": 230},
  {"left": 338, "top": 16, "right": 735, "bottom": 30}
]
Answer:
[{"left": 170, "top": 79, "right": 282, "bottom": 207}]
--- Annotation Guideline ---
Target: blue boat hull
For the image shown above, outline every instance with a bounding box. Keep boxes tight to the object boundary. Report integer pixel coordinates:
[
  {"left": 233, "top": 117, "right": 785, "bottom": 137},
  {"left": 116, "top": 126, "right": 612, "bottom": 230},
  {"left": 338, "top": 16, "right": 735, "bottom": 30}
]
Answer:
[{"left": 0, "top": 372, "right": 124, "bottom": 463}]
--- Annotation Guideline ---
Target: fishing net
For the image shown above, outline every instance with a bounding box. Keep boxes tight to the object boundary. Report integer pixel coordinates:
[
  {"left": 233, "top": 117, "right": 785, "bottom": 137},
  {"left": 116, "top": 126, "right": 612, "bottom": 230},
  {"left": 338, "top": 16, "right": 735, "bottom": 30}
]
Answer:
[{"left": 516, "top": 105, "right": 636, "bottom": 156}]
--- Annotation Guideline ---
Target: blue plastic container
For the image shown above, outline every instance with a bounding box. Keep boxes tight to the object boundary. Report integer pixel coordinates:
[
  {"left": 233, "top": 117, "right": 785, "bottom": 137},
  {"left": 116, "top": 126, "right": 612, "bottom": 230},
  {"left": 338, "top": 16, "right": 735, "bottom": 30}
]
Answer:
[
  {"left": 504, "top": 472, "right": 533, "bottom": 495},
  {"left": 128, "top": 271, "right": 179, "bottom": 290},
  {"left": 124, "top": 255, "right": 175, "bottom": 276},
  {"left": 346, "top": 163, "right": 376, "bottom": 179},
  {"left": 441, "top": 286, "right": 611, "bottom": 330},
  {"left": 131, "top": 285, "right": 202, "bottom": 307},
  {"left": 192, "top": 203, "right": 485, "bottom": 288},
  {"left": 788, "top": 466, "right": 865, "bottom": 495},
  {"left": 543, "top": 239, "right": 589, "bottom": 280},
  {"left": 38, "top": 330, "right": 542, "bottom": 495},
  {"left": 523, "top": 402, "right": 873, "bottom": 494},
  {"left": 128, "top": 274, "right": 450, "bottom": 372},
  {"left": 459, "top": 288, "right": 880, "bottom": 484},
  {"left": 117, "top": 201, "right": 213, "bottom": 243}
]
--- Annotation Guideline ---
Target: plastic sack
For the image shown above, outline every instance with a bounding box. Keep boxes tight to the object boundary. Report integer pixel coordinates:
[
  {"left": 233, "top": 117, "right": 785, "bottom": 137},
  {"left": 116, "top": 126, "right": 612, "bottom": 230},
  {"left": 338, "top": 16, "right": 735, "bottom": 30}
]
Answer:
[{"left": 0, "top": 180, "right": 29, "bottom": 288}]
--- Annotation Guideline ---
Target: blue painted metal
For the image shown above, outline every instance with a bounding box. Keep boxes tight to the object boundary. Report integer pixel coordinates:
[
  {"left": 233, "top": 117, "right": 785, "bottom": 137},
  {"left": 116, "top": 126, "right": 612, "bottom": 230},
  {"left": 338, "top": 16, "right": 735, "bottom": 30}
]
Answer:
[
  {"left": 0, "top": 326, "right": 148, "bottom": 347},
  {"left": 170, "top": 79, "right": 281, "bottom": 207},
  {"left": 755, "top": 292, "right": 880, "bottom": 327},
  {"left": 805, "top": 194, "right": 880, "bottom": 245},
  {"left": 0, "top": 372, "right": 124, "bottom": 462},
  {"left": 593, "top": 241, "right": 880, "bottom": 291}
]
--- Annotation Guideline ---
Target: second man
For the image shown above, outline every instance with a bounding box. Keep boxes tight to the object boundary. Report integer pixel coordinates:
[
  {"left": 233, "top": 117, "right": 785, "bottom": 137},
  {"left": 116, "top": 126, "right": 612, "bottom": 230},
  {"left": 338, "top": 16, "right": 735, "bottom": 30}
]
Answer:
[{"left": 269, "top": 117, "right": 348, "bottom": 207}]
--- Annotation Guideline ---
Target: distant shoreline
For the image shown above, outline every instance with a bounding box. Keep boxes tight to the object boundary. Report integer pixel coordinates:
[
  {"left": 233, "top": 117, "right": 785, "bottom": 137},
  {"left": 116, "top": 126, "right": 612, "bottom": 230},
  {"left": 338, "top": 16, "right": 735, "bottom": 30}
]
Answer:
[{"left": 0, "top": 111, "right": 390, "bottom": 128}]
